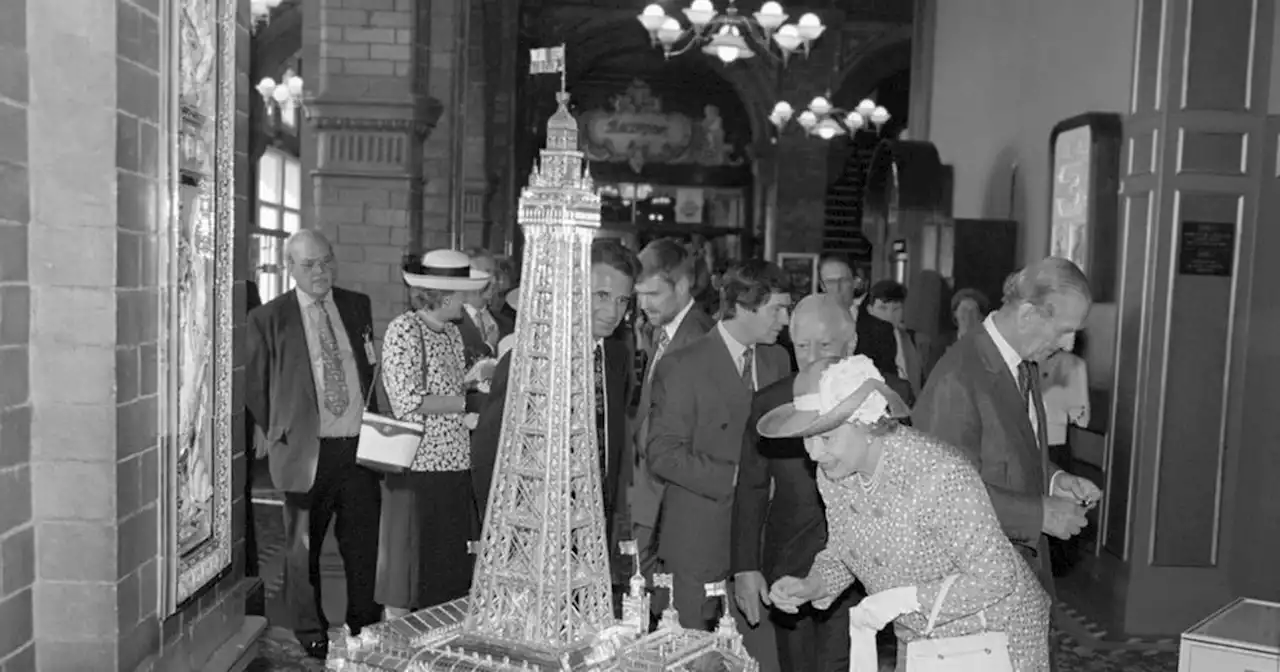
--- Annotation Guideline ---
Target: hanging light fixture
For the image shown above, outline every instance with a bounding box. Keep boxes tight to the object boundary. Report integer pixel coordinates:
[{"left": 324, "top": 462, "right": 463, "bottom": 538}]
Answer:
[
  {"left": 770, "top": 95, "right": 891, "bottom": 140},
  {"left": 637, "top": 0, "right": 825, "bottom": 65},
  {"left": 256, "top": 69, "right": 306, "bottom": 118},
  {"left": 249, "top": 0, "right": 283, "bottom": 32}
]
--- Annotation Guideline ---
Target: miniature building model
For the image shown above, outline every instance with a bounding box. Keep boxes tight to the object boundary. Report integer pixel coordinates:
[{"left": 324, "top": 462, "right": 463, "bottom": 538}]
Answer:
[{"left": 325, "top": 46, "right": 759, "bottom": 672}]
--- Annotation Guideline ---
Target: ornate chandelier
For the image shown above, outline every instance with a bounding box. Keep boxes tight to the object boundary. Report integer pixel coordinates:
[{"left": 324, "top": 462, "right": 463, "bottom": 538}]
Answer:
[
  {"left": 637, "top": 0, "right": 825, "bottom": 65},
  {"left": 255, "top": 69, "right": 305, "bottom": 116},
  {"left": 770, "top": 96, "right": 891, "bottom": 140},
  {"left": 249, "top": 0, "right": 283, "bottom": 31}
]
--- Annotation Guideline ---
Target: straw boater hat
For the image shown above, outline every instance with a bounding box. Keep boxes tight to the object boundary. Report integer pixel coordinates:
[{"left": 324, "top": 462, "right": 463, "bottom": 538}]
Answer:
[
  {"left": 402, "top": 249, "right": 490, "bottom": 291},
  {"left": 757, "top": 355, "right": 911, "bottom": 439},
  {"left": 505, "top": 286, "right": 521, "bottom": 312}
]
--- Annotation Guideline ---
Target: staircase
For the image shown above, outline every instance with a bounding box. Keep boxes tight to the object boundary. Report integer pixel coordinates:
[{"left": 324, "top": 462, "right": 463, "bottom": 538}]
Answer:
[{"left": 823, "top": 132, "right": 880, "bottom": 262}]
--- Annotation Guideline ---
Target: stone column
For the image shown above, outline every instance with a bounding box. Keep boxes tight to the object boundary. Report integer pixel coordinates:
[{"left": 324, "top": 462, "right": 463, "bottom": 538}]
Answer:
[
  {"left": 1098, "top": 0, "right": 1276, "bottom": 634},
  {"left": 771, "top": 28, "right": 843, "bottom": 255}
]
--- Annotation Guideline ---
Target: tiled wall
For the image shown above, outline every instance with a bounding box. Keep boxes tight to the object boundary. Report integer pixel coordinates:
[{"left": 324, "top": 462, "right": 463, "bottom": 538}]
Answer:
[
  {"left": 0, "top": 0, "right": 35, "bottom": 668},
  {"left": 2, "top": 0, "right": 253, "bottom": 669}
]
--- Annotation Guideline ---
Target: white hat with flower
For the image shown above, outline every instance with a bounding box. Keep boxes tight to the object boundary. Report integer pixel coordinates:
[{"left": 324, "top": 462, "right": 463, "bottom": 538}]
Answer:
[{"left": 757, "top": 355, "right": 910, "bottom": 439}]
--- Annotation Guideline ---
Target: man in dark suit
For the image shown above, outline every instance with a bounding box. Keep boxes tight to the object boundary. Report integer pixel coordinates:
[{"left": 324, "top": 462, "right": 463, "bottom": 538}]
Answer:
[
  {"left": 245, "top": 230, "right": 382, "bottom": 659},
  {"left": 731, "top": 294, "right": 857, "bottom": 672},
  {"left": 913, "top": 257, "right": 1102, "bottom": 667},
  {"left": 856, "top": 280, "right": 923, "bottom": 406},
  {"left": 647, "top": 259, "right": 793, "bottom": 638},
  {"left": 489, "top": 255, "right": 517, "bottom": 338},
  {"left": 471, "top": 240, "right": 640, "bottom": 595},
  {"left": 626, "top": 238, "right": 715, "bottom": 582},
  {"left": 244, "top": 279, "right": 262, "bottom": 584}
]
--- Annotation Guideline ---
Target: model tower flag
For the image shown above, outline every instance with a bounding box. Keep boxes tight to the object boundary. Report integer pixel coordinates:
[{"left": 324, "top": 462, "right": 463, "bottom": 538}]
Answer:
[{"left": 461, "top": 41, "right": 615, "bottom": 656}]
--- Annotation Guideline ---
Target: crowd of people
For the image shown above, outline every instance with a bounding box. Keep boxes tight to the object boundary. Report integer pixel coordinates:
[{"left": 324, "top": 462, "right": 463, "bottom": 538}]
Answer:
[{"left": 245, "top": 229, "right": 1098, "bottom": 672}]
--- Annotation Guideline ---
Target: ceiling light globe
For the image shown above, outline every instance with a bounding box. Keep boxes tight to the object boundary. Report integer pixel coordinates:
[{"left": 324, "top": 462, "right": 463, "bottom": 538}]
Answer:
[
  {"left": 638, "top": 4, "right": 667, "bottom": 32},
  {"left": 772, "top": 24, "right": 801, "bottom": 52},
  {"left": 657, "top": 17, "right": 682, "bottom": 45},
  {"left": 255, "top": 77, "right": 277, "bottom": 99},
  {"left": 808, "top": 96, "right": 831, "bottom": 116},
  {"left": 856, "top": 99, "right": 876, "bottom": 116},
  {"left": 716, "top": 45, "right": 740, "bottom": 63},
  {"left": 870, "top": 106, "right": 891, "bottom": 125},
  {"left": 796, "top": 13, "right": 824, "bottom": 41},
  {"left": 272, "top": 85, "right": 291, "bottom": 104},
  {"left": 797, "top": 110, "right": 818, "bottom": 128},
  {"left": 755, "top": 2, "right": 787, "bottom": 30}
]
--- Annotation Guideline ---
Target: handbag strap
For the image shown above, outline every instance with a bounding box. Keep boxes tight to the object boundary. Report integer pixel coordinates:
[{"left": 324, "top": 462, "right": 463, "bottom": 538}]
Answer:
[{"left": 922, "top": 575, "right": 989, "bottom": 637}]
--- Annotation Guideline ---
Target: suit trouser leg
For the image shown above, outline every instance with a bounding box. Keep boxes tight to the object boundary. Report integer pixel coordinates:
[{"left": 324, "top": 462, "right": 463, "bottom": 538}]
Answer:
[
  {"left": 330, "top": 449, "right": 382, "bottom": 631},
  {"left": 281, "top": 437, "right": 382, "bottom": 640},
  {"left": 727, "top": 577, "right": 779, "bottom": 672},
  {"left": 813, "top": 590, "right": 854, "bottom": 672},
  {"left": 770, "top": 607, "right": 817, "bottom": 672},
  {"left": 671, "top": 570, "right": 719, "bottom": 631}
]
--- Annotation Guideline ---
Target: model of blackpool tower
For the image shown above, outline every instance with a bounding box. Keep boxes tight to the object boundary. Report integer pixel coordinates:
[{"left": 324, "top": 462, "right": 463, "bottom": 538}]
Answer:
[{"left": 325, "top": 45, "right": 758, "bottom": 672}]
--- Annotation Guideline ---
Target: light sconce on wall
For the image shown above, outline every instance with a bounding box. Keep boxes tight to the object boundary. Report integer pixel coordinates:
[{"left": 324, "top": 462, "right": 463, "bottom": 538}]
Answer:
[
  {"left": 769, "top": 96, "right": 890, "bottom": 140},
  {"left": 256, "top": 69, "right": 306, "bottom": 119},
  {"left": 249, "top": 0, "right": 283, "bottom": 32}
]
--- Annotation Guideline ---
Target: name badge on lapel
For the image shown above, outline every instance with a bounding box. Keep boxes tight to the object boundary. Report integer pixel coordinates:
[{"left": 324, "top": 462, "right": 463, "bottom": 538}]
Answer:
[{"left": 363, "top": 329, "right": 377, "bottom": 362}]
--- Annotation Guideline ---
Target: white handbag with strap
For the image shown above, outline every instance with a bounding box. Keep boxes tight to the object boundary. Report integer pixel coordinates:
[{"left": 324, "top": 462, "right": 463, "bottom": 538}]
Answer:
[
  {"left": 356, "top": 324, "right": 425, "bottom": 474},
  {"left": 906, "top": 575, "right": 1015, "bottom": 672}
]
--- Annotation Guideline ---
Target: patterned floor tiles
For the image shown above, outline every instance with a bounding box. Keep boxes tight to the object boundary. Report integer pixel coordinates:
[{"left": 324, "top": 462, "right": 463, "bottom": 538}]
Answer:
[{"left": 245, "top": 503, "right": 1180, "bottom": 672}]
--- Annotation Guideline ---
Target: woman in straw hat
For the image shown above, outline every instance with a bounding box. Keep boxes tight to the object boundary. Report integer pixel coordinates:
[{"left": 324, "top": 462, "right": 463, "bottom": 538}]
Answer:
[
  {"left": 762, "top": 355, "right": 1051, "bottom": 671},
  {"left": 376, "top": 249, "right": 491, "bottom": 617}
]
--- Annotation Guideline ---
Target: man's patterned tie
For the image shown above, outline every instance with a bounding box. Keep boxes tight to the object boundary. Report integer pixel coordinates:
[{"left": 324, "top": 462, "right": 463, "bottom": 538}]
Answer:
[
  {"left": 594, "top": 343, "right": 608, "bottom": 478},
  {"left": 741, "top": 347, "right": 755, "bottom": 392},
  {"left": 315, "top": 300, "right": 349, "bottom": 417},
  {"left": 646, "top": 328, "right": 670, "bottom": 385}
]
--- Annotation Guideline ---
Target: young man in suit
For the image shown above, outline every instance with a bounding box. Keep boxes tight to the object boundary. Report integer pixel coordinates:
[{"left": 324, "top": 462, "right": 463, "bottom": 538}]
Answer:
[
  {"left": 860, "top": 280, "right": 924, "bottom": 404},
  {"left": 471, "top": 240, "right": 640, "bottom": 597},
  {"left": 731, "top": 294, "right": 857, "bottom": 672},
  {"left": 913, "top": 257, "right": 1102, "bottom": 669},
  {"left": 626, "top": 238, "right": 715, "bottom": 583},
  {"left": 460, "top": 247, "right": 501, "bottom": 363},
  {"left": 646, "top": 259, "right": 792, "bottom": 639},
  {"left": 245, "top": 231, "right": 381, "bottom": 659}
]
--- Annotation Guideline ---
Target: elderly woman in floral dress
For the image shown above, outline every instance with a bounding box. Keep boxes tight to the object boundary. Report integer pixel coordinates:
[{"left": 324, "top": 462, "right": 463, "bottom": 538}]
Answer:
[{"left": 762, "top": 355, "right": 1051, "bottom": 671}]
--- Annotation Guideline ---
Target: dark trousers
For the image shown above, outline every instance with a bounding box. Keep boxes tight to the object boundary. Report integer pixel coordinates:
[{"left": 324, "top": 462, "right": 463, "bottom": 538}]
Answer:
[
  {"left": 281, "top": 437, "right": 382, "bottom": 641},
  {"left": 770, "top": 586, "right": 855, "bottom": 672}
]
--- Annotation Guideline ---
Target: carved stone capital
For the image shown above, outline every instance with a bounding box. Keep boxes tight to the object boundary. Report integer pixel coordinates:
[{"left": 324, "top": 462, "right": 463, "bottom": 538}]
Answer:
[{"left": 304, "top": 96, "right": 444, "bottom": 177}]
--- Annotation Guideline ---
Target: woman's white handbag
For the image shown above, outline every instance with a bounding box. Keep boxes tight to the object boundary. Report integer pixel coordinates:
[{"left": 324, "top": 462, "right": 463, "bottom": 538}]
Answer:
[
  {"left": 906, "top": 575, "right": 1014, "bottom": 672},
  {"left": 355, "top": 332, "right": 423, "bottom": 473},
  {"left": 357, "top": 412, "right": 422, "bottom": 473}
]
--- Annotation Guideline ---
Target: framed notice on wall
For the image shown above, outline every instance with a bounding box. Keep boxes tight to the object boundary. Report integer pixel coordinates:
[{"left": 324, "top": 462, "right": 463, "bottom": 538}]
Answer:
[
  {"left": 1178, "top": 221, "right": 1235, "bottom": 276},
  {"left": 1048, "top": 113, "right": 1123, "bottom": 302}
]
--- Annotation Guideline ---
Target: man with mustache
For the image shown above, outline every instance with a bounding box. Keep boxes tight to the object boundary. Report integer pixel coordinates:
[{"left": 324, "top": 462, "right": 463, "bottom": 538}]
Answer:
[{"left": 731, "top": 294, "right": 859, "bottom": 671}]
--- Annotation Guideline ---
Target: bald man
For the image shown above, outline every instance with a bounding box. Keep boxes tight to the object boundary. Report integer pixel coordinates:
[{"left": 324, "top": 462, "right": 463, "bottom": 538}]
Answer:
[
  {"left": 246, "top": 230, "right": 382, "bottom": 659},
  {"left": 731, "top": 295, "right": 857, "bottom": 672}
]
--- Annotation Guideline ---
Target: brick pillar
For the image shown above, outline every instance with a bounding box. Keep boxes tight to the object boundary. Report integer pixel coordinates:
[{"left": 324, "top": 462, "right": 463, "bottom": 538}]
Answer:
[
  {"left": 0, "top": 0, "right": 35, "bottom": 668},
  {"left": 1097, "top": 0, "right": 1277, "bottom": 634},
  {"left": 303, "top": 0, "right": 441, "bottom": 334}
]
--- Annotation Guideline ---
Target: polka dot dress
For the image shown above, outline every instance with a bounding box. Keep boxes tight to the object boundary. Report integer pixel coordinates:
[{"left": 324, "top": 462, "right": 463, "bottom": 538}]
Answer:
[{"left": 808, "top": 427, "right": 1052, "bottom": 672}]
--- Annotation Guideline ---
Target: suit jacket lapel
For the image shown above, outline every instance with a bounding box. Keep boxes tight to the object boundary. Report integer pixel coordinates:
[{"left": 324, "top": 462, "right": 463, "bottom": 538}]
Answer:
[
  {"left": 710, "top": 328, "right": 751, "bottom": 403},
  {"left": 332, "top": 290, "right": 373, "bottom": 403},
  {"left": 282, "top": 292, "right": 317, "bottom": 407},
  {"left": 973, "top": 330, "right": 1042, "bottom": 481}
]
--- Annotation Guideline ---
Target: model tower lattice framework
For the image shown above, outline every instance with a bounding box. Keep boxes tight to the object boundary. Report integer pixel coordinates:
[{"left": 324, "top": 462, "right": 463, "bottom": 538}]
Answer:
[{"left": 325, "top": 45, "right": 758, "bottom": 672}]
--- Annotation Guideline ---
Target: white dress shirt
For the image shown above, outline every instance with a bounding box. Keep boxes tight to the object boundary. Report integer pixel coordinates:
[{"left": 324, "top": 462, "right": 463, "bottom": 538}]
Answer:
[{"left": 716, "top": 321, "right": 758, "bottom": 389}]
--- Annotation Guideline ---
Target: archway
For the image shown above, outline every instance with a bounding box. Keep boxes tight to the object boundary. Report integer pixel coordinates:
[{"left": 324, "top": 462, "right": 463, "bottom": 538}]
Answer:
[{"left": 821, "top": 37, "right": 913, "bottom": 271}]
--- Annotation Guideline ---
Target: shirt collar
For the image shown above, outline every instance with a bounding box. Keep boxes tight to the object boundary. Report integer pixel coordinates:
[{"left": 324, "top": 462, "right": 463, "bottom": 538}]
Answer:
[
  {"left": 663, "top": 299, "right": 696, "bottom": 341},
  {"left": 983, "top": 313, "right": 1022, "bottom": 375},
  {"left": 716, "top": 321, "right": 750, "bottom": 362},
  {"left": 296, "top": 289, "right": 330, "bottom": 309}
]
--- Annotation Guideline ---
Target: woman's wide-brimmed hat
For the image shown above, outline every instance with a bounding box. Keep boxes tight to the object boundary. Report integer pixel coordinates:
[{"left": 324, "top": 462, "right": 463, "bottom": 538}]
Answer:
[
  {"left": 757, "top": 356, "right": 910, "bottom": 439},
  {"left": 402, "top": 249, "right": 490, "bottom": 292},
  {"left": 505, "top": 286, "right": 521, "bottom": 312}
]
